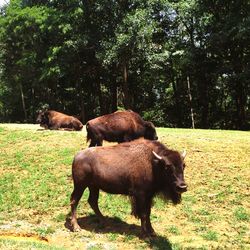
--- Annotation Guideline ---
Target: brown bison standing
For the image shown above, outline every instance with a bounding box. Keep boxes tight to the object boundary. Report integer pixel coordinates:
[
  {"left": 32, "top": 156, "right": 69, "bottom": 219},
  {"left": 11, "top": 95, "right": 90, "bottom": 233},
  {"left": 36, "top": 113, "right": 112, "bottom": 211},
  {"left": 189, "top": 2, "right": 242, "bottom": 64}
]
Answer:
[
  {"left": 36, "top": 110, "right": 83, "bottom": 131},
  {"left": 70, "top": 139, "right": 187, "bottom": 237},
  {"left": 86, "top": 110, "right": 158, "bottom": 147}
]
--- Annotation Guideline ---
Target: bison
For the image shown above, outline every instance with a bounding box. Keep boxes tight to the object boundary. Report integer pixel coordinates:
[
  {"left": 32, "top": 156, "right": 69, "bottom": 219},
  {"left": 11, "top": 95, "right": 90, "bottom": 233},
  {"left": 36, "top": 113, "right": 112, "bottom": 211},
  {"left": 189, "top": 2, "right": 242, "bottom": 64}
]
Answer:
[
  {"left": 36, "top": 110, "right": 83, "bottom": 131},
  {"left": 86, "top": 110, "right": 158, "bottom": 147},
  {"left": 70, "top": 139, "right": 187, "bottom": 237}
]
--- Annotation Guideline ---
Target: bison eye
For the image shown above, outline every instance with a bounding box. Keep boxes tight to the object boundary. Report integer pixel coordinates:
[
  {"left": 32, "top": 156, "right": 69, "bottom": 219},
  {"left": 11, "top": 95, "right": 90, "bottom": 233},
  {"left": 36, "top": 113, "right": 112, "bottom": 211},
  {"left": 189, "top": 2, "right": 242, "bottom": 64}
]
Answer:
[{"left": 165, "top": 164, "right": 174, "bottom": 172}]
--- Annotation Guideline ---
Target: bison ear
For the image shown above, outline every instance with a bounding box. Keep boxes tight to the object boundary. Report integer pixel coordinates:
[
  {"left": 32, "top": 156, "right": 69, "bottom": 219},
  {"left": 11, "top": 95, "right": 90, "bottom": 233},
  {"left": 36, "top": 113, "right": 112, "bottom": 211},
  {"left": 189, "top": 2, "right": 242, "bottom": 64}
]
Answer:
[
  {"left": 163, "top": 157, "right": 172, "bottom": 169},
  {"left": 152, "top": 152, "right": 172, "bottom": 170},
  {"left": 153, "top": 151, "right": 173, "bottom": 168}
]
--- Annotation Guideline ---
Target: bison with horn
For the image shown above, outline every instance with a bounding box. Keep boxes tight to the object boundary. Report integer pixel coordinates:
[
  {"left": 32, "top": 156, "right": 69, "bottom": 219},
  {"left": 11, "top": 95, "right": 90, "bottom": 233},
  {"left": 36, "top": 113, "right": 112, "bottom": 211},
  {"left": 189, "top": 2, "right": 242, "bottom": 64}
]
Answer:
[{"left": 69, "top": 139, "right": 187, "bottom": 237}]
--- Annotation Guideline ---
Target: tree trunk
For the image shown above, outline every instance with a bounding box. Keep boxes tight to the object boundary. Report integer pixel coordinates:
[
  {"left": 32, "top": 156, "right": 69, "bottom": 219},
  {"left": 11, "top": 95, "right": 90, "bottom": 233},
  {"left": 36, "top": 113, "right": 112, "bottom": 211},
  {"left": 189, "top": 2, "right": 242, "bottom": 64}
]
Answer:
[
  {"left": 97, "top": 78, "right": 105, "bottom": 115},
  {"left": 232, "top": 49, "right": 247, "bottom": 130},
  {"left": 47, "top": 80, "right": 56, "bottom": 110},
  {"left": 122, "top": 64, "right": 130, "bottom": 109},
  {"left": 32, "top": 87, "right": 35, "bottom": 122},
  {"left": 235, "top": 80, "right": 246, "bottom": 130},
  {"left": 172, "top": 79, "right": 181, "bottom": 127},
  {"left": 80, "top": 96, "right": 85, "bottom": 124},
  {"left": 187, "top": 76, "right": 195, "bottom": 128},
  {"left": 196, "top": 70, "right": 209, "bottom": 129},
  {"left": 80, "top": 104, "right": 85, "bottom": 124},
  {"left": 19, "top": 83, "right": 27, "bottom": 121},
  {"left": 200, "top": 81, "right": 209, "bottom": 129},
  {"left": 77, "top": 77, "right": 86, "bottom": 123},
  {"left": 111, "top": 79, "right": 118, "bottom": 112}
]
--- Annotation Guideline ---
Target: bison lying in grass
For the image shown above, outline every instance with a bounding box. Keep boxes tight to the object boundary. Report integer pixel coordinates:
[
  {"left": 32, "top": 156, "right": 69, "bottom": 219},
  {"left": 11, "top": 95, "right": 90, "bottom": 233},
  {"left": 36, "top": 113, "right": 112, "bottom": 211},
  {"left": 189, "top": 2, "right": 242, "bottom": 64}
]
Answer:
[
  {"left": 86, "top": 110, "right": 158, "bottom": 147},
  {"left": 36, "top": 110, "right": 83, "bottom": 131},
  {"left": 70, "top": 139, "right": 187, "bottom": 237}
]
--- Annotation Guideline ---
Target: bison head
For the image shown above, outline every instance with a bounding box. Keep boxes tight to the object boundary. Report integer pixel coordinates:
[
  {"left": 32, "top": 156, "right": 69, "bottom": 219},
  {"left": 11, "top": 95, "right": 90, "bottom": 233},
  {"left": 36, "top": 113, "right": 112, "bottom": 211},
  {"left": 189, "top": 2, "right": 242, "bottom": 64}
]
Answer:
[
  {"left": 152, "top": 150, "right": 187, "bottom": 204},
  {"left": 144, "top": 121, "right": 158, "bottom": 140},
  {"left": 36, "top": 110, "right": 49, "bottom": 128}
]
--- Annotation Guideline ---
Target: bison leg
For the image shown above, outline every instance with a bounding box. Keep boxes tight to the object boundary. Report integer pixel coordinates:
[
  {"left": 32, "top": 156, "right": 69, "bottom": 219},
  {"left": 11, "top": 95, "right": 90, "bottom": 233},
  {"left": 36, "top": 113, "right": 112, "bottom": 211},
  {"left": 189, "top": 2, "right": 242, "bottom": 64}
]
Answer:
[
  {"left": 88, "top": 187, "right": 104, "bottom": 220},
  {"left": 134, "top": 194, "right": 155, "bottom": 237},
  {"left": 89, "top": 139, "right": 97, "bottom": 147},
  {"left": 89, "top": 138, "right": 103, "bottom": 147},
  {"left": 93, "top": 136, "right": 103, "bottom": 146},
  {"left": 96, "top": 139, "right": 103, "bottom": 146},
  {"left": 70, "top": 184, "right": 86, "bottom": 232},
  {"left": 141, "top": 213, "right": 156, "bottom": 237}
]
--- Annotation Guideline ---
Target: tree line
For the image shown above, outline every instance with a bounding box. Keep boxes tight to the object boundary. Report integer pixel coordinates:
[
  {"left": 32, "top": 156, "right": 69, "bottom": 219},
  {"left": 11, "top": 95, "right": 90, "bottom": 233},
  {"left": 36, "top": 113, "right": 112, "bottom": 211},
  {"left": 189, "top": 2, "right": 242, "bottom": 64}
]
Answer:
[{"left": 0, "top": 0, "right": 249, "bottom": 130}]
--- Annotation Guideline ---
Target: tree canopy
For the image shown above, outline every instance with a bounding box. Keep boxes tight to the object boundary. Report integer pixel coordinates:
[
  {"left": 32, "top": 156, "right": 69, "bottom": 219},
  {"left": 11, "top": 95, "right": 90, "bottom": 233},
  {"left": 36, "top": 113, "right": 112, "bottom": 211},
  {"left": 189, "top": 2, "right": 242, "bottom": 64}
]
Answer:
[{"left": 0, "top": 0, "right": 249, "bottom": 130}]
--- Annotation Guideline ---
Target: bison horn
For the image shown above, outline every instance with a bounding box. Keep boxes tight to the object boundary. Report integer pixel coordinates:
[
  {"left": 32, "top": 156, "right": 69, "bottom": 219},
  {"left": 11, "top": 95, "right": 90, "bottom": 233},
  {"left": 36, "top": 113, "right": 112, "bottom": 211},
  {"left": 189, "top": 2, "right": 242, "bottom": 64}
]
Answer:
[
  {"left": 182, "top": 150, "right": 187, "bottom": 159},
  {"left": 152, "top": 151, "right": 162, "bottom": 160}
]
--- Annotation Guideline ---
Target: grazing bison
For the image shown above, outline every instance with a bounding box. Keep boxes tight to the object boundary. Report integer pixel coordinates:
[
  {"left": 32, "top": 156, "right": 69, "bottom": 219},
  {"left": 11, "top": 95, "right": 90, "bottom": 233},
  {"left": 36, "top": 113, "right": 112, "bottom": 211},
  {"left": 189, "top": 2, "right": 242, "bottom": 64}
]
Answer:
[
  {"left": 36, "top": 110, "right": 83, "bottom": 131},
  {"left": 86, "top": 110, "right": 158, "bottom": 147},
  {"left": 70, "top": 139, "right": 187, "bottom": 237}
]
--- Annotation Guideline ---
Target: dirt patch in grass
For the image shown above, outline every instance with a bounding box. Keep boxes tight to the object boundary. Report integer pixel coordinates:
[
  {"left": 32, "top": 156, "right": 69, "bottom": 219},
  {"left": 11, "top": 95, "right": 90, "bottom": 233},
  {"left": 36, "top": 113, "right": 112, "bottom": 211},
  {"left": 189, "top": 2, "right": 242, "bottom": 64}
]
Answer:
[{"left": 0, "top": 232, "right": 48, "bottom": 243}]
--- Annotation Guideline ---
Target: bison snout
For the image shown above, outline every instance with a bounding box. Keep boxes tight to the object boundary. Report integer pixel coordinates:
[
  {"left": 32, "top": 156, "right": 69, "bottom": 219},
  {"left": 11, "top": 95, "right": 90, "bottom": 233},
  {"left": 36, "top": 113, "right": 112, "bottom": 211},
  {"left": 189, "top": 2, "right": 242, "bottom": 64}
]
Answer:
[{"left": 175, "top": 183, "right": 187, "bottom": 193}]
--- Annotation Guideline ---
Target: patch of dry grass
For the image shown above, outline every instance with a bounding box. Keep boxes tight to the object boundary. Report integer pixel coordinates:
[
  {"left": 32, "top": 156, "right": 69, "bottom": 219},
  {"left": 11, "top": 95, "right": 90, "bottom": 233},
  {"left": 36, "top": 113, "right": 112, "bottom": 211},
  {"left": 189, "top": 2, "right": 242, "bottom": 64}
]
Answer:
[{"left": 0, "top": 124, "right": 249, "bottom": 249}]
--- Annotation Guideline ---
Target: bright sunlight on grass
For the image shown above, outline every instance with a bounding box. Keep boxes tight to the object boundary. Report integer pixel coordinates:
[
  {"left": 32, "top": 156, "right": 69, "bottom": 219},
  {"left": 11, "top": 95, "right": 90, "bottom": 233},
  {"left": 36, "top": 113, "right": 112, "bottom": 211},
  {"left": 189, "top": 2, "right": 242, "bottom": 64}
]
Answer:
[{"left": 0, "top": 124, "right": 249, "bottom": 249}]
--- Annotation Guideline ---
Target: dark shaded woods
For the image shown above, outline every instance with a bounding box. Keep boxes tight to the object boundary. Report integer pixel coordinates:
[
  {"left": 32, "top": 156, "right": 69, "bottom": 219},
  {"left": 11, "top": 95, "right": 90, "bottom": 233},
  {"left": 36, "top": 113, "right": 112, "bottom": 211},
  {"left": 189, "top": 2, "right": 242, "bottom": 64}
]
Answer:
[{"left": 0, "top": 1, "right": 249, "bottom": 130}]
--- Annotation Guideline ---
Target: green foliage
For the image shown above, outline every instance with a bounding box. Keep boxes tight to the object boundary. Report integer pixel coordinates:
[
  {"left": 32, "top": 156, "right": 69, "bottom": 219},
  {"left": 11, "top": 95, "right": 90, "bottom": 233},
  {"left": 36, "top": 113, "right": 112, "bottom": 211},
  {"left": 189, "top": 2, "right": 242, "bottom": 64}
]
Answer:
[
  {"left": 234, "top": 207, "right": 249, "bottom": 222},
  {"left": 201, "top": 230, "right": 218, "bottom": 241},
  {"left": 167, "top": 225, "right": 180, "bottom": 235},
  {"left": 0, "top": 0, "right": 249, "bottom": 129},
  {"left": 35, "top": 226, "right": 55, "bottom": 237}
]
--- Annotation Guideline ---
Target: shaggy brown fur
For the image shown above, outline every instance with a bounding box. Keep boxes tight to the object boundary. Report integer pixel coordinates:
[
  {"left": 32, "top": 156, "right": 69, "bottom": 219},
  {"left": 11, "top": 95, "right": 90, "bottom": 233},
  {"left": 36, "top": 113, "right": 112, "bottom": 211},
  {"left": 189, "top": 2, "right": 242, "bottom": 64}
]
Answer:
[
  {"left": 70, "top": 139, "right": 187, "bottom": 237},
  {"left": 86, "top": 110, "right": 158, "bottom": 147},
  {"left": 36, "top": 110, "right": 83, "bottom": 131}
]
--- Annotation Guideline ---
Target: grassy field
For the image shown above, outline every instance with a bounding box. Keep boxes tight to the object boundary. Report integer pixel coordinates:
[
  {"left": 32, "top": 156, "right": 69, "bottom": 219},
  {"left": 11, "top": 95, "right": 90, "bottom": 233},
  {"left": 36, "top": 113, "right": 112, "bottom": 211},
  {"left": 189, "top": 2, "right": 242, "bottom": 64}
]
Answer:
[{"left": 0, "top": 124, "right": 249, "bottom": 250}]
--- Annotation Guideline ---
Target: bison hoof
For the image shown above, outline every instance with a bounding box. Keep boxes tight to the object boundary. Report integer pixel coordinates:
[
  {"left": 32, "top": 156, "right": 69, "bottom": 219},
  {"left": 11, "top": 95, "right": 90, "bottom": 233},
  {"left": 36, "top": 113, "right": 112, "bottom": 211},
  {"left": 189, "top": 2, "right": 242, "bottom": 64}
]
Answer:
[{"left": 72, "top": 224, "right": 81, "bottom": 232}]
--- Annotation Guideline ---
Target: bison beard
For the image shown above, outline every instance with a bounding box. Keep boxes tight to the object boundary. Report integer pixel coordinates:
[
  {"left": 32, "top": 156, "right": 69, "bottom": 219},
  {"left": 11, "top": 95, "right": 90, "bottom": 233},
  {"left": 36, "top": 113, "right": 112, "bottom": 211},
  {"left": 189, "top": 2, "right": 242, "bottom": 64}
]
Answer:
[
  {"left": 130, "top": 177, "right": 181, "bottom": 219},
  {"left": 69, "top": 140, "right": 187, "bottom": 237}
]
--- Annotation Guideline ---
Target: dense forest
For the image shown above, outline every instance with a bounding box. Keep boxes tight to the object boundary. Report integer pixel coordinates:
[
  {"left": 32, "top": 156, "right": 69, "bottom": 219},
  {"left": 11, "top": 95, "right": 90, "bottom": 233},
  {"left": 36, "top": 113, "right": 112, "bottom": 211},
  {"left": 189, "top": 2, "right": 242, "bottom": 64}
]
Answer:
[{"left": 0, "top": 0, "right": 249, "bottom": 130}]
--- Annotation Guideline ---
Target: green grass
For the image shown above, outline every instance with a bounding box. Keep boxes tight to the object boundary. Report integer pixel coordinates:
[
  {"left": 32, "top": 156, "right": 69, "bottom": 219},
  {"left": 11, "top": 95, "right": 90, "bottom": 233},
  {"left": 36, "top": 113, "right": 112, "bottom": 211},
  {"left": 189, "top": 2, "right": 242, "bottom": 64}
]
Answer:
[
  {"left": 202, "top": 230, "right": 218, "bottom": 241},
  {"left": 234, "top": 207, "right": 249, "bottom": 221},
  {"left": 0, "top": 124, "right": 249, "bottom": 249}
]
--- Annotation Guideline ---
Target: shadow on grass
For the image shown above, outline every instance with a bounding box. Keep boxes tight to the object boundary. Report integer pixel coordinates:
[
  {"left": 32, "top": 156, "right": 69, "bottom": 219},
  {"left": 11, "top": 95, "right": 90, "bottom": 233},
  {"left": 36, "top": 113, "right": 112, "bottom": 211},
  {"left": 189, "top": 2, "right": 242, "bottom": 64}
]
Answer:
[{"left": 65, "top": 215, "right": 173, "bottom": 250}]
